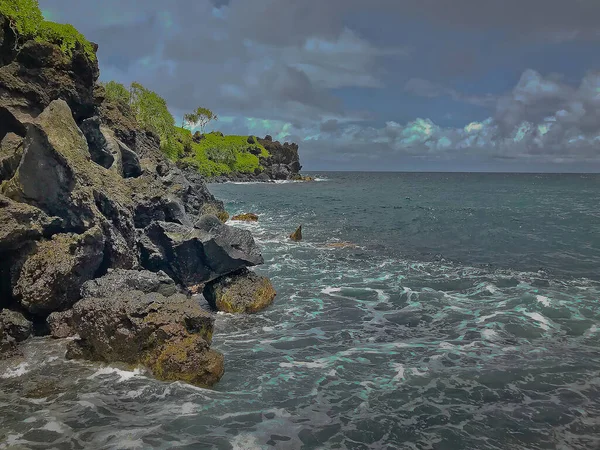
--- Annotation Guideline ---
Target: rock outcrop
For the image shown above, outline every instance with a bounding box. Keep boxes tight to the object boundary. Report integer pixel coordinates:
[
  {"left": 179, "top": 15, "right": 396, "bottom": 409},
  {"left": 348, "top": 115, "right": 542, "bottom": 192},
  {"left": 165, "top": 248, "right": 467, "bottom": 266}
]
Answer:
[
  {"left": 290, "top": 225, "right": 303, "bottom": 242},
  {"left": 203, "top": 268, "right": 277, "bottom": 314},
  {"left": 207, "top": 135, "right": 306, "bottom": 183},
  {"left": 0, "top": 16, "right": 274, "bottom": 387},
  {"left": 67, "top": 289, "right": 223, "bottom": 387},
  {"left": 231, "top": 213, "right": 259, "bottom": 222}
]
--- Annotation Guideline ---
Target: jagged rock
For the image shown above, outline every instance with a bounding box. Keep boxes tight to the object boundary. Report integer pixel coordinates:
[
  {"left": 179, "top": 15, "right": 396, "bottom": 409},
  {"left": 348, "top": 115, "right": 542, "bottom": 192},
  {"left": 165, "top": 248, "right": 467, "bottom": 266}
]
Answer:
[
  {"left": 0, "top": 309, "right": 33, "bottom": 342},
  {"left": 12, "top": 226, "right": 105, "bottom": 315},
  {"left": 80, "top": 116, "right": 114, "bottom": 168},
  {"left": 268, "top": 163, "right": 291, "bottom": 180},
  {"left": 0, "top": 27, "right": 99, "bottom": 122},
  {"left": 0, "top": 100, "right": 133, "bottom": 230},
  {"left": 46, "top": 310, "right": 74, "bottom": 339},
  {"left": 0, "top": 195, "right": 61, "bottom": 252},
  {"left": 118, "top": 139, "right": 142, "bottom": 178},
  {"left": 246, "top": 136, "right": 255, "bottom": 144},
  {"left": 139, "top": 215, "right": 263, "bottom": 286},
  {"left": 231, "top": 213, "right": 259, "bottom": 222},
  {"left": 203, "top": 268, "right": 276, "bottom": 314},
  {"left": 67, "top": 291, "right": 224, "bottom": 387},
  {"left": 81, "top": 269, "right": 178, "bottom": 298},
  {"left": 0, "top": 132, "right": 24, "bottom": 182},
  {"left": 290, "top": 225, "right": 303, "bottom": 242},
  {"left": 264, "top": 135, "right": 273, "bottom": 142}
]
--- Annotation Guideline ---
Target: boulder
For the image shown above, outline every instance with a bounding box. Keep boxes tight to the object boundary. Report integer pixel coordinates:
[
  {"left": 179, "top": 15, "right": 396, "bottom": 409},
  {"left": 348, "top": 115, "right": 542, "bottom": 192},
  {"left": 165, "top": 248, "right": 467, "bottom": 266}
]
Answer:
[
  {"left": 0, "top": 100, "right": 133, "bottom": 230},
  {"left": 0, "top": 132, "right": 24, "bottom": 182},
  {"left": 0, "top": 33, "right": 99, "bottom": 122},
  {"left": 0, "top": 309, "right": 33, "bottom": 342},
  {"left": 290, "top": 225, "right": 303, "bottom": 242},
  {"left": 46, "top": 310, "right": 74, "bottom": 339},
  {"left": 139, "top": 215, "right": 264, "bottom": 286},
  {"left": 12, "top": 226, "right": 105, "bottom": 315},
  {"left": 80, "top": 269, "right": 179, "bottom": 298},
  {"left": 80, "top": 116, "right": 114, "bottom": 169},
  {"left": 231, "top": 213, "right": 259, "bottom": 222},
  {"left": 67, "top": 291, "right": 224, "bottom": 387},
  {"left": 203, "top": 268, "right": 276, "bottom": 314},
  {"left": 118, "top": 139, "right": 142, "bottom": 178},
  {"left": 268, "top": 163, "right": 291, "bottom": 180},
  {"left": 0, "top": 195, "right": 61, "bottom": 252}
]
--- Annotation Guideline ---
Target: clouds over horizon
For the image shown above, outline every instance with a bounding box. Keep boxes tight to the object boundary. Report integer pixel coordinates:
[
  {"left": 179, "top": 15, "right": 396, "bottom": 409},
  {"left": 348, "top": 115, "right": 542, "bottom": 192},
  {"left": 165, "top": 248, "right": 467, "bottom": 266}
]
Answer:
[{"left": 39, "top": 0, "right": 600, "bottom": 171}]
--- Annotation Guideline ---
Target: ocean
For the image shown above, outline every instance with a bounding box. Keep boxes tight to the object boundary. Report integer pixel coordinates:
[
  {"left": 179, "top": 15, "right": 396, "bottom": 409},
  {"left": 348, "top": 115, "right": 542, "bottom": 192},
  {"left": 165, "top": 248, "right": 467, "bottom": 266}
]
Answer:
[{"left": 1, "top": 172, "right": 599, "bottom": 449}]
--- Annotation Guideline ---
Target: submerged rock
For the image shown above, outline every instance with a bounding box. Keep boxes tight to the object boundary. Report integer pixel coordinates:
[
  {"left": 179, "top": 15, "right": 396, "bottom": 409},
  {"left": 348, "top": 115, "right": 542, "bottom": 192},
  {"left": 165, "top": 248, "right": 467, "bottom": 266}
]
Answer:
[
  {"left": 203, "top": 268, "right": 276, "bottom": 314},
  {"left": 231, "top": 213, "right": 259, "bottom": 222},
  {"left": 67, "top": 291, "right": 224, "bottom": 387},
  {"left": 290, "top": 225, "right": 303, "bottom": 242}
]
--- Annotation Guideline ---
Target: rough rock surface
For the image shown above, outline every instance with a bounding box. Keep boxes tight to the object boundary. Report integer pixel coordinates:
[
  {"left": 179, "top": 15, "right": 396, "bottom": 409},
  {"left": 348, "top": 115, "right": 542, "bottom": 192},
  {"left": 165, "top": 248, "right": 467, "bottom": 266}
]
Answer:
[
  {"left": 67, "top": 291, "right": 224, "bottom": 387},
  {"left": 0, "top": 309, "right": 33, "bottom": 342},
  {"left": 139, "top": 216, "right": 264, "bottom": 286},
  {"left": 12, "top": 226, "right": 105, "bottom": 315},
  {"left": 290, "top": 225, "right": 303, "bottom": 242},
  {"left": 46, "top": 310, "right": 74, "bottom": 339},
  {"left": 231, "top": 213, "right": 259, "bottom": 222},
  {"left": 203, "top": 268, "right": 277, "bottom": 314},
  {"left": 81, "top": 269, "right": 178, "bottom": 298}
]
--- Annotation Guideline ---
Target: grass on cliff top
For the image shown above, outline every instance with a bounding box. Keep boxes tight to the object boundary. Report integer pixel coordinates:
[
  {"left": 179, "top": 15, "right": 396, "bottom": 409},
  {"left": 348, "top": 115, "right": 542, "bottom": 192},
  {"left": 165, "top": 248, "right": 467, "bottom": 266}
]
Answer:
[
  {"left": 175, "top": 129, "right": 270, "bottom": 178},
  {"left": 0, "top": 0, "right": 96, "bottom": 61}
]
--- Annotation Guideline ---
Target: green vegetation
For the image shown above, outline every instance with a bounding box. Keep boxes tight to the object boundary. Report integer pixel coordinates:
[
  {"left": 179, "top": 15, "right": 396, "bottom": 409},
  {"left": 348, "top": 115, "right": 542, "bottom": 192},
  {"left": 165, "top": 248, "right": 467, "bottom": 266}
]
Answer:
[
  {"left": 179, "top": 132, "right": 269, "bottom": 178},
  {"left": 101, "top": 78, "right": 270, "bottom": 177},
  {"left": 0, "top": 0, "right": 96, "bottom": 61}
]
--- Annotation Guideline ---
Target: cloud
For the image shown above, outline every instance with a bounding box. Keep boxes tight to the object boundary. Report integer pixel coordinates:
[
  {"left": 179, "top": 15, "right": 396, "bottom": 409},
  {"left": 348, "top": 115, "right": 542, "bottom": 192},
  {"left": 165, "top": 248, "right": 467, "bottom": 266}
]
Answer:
[{"left": 405, "top": 78, "right": 496, "bottom": 108}]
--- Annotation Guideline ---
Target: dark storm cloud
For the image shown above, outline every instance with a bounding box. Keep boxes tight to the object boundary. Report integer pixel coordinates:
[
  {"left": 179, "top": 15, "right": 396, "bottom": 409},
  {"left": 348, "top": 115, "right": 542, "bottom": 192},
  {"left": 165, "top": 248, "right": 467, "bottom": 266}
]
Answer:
[{"left": 38, "top": 0, "right": 600, "bottom": 169}]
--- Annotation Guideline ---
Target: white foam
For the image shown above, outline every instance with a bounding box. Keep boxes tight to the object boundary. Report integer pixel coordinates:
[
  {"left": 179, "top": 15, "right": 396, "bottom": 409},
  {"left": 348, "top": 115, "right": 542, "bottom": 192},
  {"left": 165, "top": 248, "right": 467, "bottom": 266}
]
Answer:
[
  {"left": 321, "top": 286, "right": 342, "bottom": 295},
  {"left": 584, "top": 324, "right": 598, "bottom": 338},
  {"left": 1, "top": 362, "right": 30, "bottom": 379},
  {"left": 230, "top": 434, "right": 264, "bottom": 450},
  {"left": 536, "top": 295, "right": 551, "bottom": 307},
  {"left": 42, "top": 421, "right": 66, "bottom": 433},
  {"left": 439, "top": 342, "right": 456, "bottom": 350},
  {"left": 87, "top": 366, "right": 143, "bottom": 382},
  {"left": 524, "top": 312, "right": 551, "bottom": 331},
  {"left": 279, "top": 360, "right": 329, "bottom": 369},
  {"left": 410, "top": 368, "right": 428, "bottom": 376},
  {"left": 391, "top": 363, "right": 405, "bottom": 383},
  {"left": 477, "top": 312, "right": 502, "bottom": 323},
  {"left": 482, "top": 329, "right": 499, "bottom": 340}
]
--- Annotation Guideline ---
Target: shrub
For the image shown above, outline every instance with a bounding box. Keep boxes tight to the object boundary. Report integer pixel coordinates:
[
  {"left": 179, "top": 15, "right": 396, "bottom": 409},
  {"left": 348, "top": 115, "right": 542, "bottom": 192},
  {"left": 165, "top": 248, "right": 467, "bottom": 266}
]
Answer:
[
  {"left": 103, "top": 81, "right": 131, "bottom": 108},
  {"left": 0, "top": 0, "right": 96, "bottom": 60}
]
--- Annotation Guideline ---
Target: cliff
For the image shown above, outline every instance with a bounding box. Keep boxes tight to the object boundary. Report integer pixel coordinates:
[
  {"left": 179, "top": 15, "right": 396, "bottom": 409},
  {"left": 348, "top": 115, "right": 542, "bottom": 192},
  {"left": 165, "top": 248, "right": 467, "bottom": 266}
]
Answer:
[
  {"left": 0, "top": 6, "right": 275, "bottom": 387},
  {"left": 175, "top": 131, "right": 305, "bottom": 183}
]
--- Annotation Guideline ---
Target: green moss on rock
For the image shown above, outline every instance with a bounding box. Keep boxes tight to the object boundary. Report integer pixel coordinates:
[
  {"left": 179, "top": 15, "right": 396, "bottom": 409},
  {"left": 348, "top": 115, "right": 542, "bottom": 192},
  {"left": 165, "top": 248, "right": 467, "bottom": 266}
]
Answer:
[{"left": 0, "top": 0, "right": 96, "bottom": 61}]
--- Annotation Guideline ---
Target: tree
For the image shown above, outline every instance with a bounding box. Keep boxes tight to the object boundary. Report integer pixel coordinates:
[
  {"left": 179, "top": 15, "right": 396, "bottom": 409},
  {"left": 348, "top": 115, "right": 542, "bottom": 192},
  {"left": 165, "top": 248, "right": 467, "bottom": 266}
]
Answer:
[
  {"left": 195, "top": 107, "right": 218, "bottom": 133},
  {"left": 182, "top": 112, "right": 198, "bottom": 130}
]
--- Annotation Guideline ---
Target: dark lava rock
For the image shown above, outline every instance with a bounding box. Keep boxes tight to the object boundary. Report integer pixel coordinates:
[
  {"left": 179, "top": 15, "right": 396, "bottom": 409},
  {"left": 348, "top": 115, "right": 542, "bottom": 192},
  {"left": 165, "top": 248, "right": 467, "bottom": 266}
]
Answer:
[
  {"left": 46, "top": 310, "right": 74, "bottom": 339},
  {"left": 139, "top": 215, "right": 264, "bottom": 286},
  {"left": 81, "top": 269, "right": 179, "bottom": 298},
  {"left": 0, "top": 309, "right": 33, "bottom": 342},
  {"left": 203, "top": 268, "right": 276, "bottom": 314},
  {"left": 67, "top": 291, "right": 224, "bottom": 387},
  {"left": 11, "top": 226, "right": 105, "bottom": 315}
]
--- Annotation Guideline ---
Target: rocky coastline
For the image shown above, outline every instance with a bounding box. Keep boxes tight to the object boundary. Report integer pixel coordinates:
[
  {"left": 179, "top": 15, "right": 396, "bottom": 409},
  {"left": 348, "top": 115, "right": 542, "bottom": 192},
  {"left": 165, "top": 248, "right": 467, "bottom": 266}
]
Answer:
[
  {"left": 204, "top": 135, "right": 310, "bottom": 183},
  {"left": 0, "top": 13, "right": 279, "bottom": 387}
]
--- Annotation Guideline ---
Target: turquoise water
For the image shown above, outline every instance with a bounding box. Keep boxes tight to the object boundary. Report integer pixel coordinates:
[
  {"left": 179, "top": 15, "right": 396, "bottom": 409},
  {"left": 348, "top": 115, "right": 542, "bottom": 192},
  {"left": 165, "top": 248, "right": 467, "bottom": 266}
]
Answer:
[{"left": 1, "top": 172, "right": 600, "bottom": 449}]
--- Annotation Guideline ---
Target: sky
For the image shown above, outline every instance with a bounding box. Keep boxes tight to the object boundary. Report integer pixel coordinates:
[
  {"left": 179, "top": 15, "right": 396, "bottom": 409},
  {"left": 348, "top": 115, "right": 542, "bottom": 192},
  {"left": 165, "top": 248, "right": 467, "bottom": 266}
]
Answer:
[{"left": 39, "top": 0, "right": 600, "bottom": 172}]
